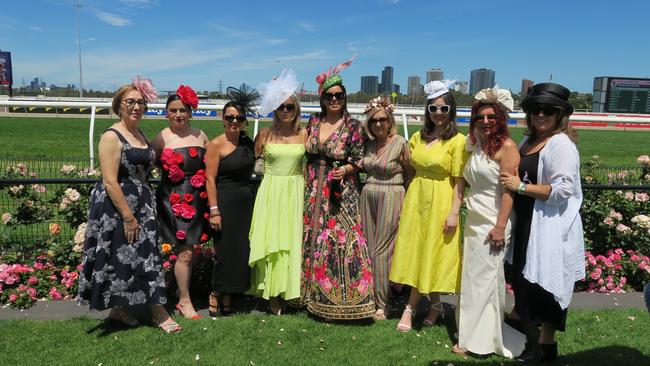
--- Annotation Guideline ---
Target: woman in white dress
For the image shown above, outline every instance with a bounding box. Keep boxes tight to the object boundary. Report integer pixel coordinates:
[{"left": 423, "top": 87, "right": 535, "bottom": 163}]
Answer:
[{"left": 454, "top": 88, "right": 525, "bottom": 357}]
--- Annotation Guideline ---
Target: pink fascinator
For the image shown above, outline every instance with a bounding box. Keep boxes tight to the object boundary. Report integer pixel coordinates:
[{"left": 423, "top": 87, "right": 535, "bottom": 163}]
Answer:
[
  {"left": 316, "top": 55, "right": 356, "bottom": 94},
  {"left": 176, "top": 85, "right": 199, "bottom": 109},
  {"left": 131, "top": 75, "right": 158, "bottom": 103}
]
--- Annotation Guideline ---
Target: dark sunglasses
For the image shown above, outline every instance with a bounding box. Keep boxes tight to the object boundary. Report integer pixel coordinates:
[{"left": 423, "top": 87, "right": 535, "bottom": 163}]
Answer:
[
  {"left": 427, "top": 104, "right": 450, "bottom": 114},
  {"left": 529, "top": 106, "right": 559, "bottom": 116},
  {"left": 224, "top": 115, "right": 246, "bottom": 123},
  {"left": 276, "top": 104, "right": 296, "bottom": 112},
  {"left": 323, "top": 92, "right": 345, "bottom": 101},
  {"left": 369, "top": 117, "right": 389, "bottom": 125},
  {"left": 473, "top": 114, "right": 498, "bottom": 122}
]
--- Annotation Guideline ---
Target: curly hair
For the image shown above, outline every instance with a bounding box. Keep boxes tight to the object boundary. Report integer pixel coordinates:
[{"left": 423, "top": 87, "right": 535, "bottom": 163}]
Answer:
[{"left": 468, "top": 101, "right": 511, "bottom": 158}]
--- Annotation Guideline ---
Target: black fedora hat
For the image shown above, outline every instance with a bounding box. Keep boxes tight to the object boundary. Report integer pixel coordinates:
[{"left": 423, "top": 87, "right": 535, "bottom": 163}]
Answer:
[{"left": 521, "top": 82, "right": 574, "bottom": 115}]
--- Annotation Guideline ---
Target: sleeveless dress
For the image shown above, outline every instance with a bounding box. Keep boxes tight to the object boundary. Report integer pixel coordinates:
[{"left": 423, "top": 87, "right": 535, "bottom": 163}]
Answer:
[
  {"left": 248, "top": 144, "right": 305, "bottom": 300},
  {"left": 301, "top": 115, "right": 375, "bottom": 320},
  {"left": 156, "top": 146, "right": 210, "bottom": 246},
  {"left": 77, "top": 128, "right": 166, "bottom": 311},
  {"left": 211, "top": 134, "right": 255, "bottom": 294},
  {"left": 457, "top": 140, "right": 525, "bottom": 357},
  {"left": 359, "top": 135, "right": 409, "bottom": 311},
  {"left": 389, "top": 131, "right": 468, "bottom": 293},
  {"left": 512, "top": 149, "right": 568, "bottom": 331}
]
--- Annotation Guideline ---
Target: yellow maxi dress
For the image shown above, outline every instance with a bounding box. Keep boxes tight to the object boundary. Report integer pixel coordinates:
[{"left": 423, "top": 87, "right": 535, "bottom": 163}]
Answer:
[{"left": 389, "top": 131, "right": 468, "bottom": 294}]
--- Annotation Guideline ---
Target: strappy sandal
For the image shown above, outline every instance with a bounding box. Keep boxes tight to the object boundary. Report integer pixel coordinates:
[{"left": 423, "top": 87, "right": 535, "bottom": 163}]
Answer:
[
  {"left": 208, "top": 291, "right": 219, "bottom": 317},
  {"left": 422, "top": 301, "right": 443, "bottom": 326},
  {"left": 107, "top": 307, "right": 139, "bottom": 327},
  {"left": 153, "top": 314, "right": 182, "bottom": 334},
  {"left": 396, "top": 305, "right": 415, "bottom": 332},
  {"left": 220, "top": 295, "right": 233, "bottom": 316},
  {"left": 452, "top": 344, "right": 468, "bottom": 355},
  {"left": 373, "top": 308, "right": 387, "bottom": 321},
  {"left": 175, "top": 302, "right": 202, "bottom": 320}
]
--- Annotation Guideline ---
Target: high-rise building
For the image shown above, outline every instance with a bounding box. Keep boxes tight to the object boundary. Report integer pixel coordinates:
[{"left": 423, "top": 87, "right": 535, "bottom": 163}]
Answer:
[
  {"left": 407, "top": 75, "right": 421, "bottom": 96},
  {"left": 360, "top": 76, "right": 379, "bottom": 94},
  {"left": 392, "top": 84, "right": 400, "bottom": 94},
  {"left": 521, "top": 79, "right": 535, "bottom": 96},
  {"left": 426, "top": 68, "right": 444, "bottom": 83},
  {"left": 469, "top": 68, "right": 495, "bottom": 95},
  {"left": 381, "top": 66, "right": 394, "bottom": 94},
  {"left": 455, "top": 81, "right": 469, "bottom": 94}
]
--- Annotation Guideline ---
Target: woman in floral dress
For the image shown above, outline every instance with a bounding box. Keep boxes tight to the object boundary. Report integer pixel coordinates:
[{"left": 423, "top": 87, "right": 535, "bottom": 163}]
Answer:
[
  {"left": 152, "top": 85, "right": 210, "bottom": 320},
  {"left": 301, "top": 59, "right": 375, "bottom": 320}
]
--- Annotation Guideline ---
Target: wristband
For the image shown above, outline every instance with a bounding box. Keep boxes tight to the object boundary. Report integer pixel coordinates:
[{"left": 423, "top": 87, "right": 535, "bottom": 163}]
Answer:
[
  {"left": 210, "top": 205, "right": 219, "bottom": 211},
  {"left": 517, "top": 182, "right": 527, "bottom": 195},
  {"left": 209, "top": 212, "right": 221, "bottom": 217}
]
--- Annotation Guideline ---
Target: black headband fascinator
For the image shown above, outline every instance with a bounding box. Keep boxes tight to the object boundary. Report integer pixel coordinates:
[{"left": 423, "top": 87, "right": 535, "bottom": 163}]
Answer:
[{"left": 226, "top": 83, "right": 260, "bottom": 117}]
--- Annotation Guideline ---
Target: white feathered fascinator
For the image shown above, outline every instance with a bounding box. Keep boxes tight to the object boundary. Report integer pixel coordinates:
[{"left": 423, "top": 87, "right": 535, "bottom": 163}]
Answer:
[
  {"left": 423, "top": 79, "right": 456, "bottom": 100},
  {"left": 257, "top": 69, "right": 300, "bottom": 116}
]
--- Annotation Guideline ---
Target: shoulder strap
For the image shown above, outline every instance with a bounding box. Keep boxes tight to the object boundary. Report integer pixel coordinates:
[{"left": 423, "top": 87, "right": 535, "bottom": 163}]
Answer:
[{"left": 104, "top": 128, "right": 128, "bottom": 144}]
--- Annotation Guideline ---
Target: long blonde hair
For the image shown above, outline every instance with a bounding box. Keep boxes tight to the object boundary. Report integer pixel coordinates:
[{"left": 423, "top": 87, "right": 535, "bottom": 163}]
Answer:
[{"left": 270, "top": 94, "right": 302, "bottom": 135}]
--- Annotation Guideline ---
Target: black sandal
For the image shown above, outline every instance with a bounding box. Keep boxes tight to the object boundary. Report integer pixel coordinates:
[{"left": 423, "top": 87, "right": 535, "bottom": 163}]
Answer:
[{"left": 208, "top": 291, "right": 219, "bottom": 317}]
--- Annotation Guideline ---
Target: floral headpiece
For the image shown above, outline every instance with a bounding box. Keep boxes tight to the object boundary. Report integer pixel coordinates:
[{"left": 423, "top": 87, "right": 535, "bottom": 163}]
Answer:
[
  {"left": 474, "top": 86, "right": 514, "bottom": 112},
  {"left": 176, "top": 85, "right": 199, "bottom": 109},
  {"left": 131, "top": 75, "right": 157, "bottom": 103},
  {"left": 226, "top": 83, "right": 260, "bottom": 116},
  {"left": 364, "top": 96, "right": 394, "bottom": 114},
  {"left": 315, "top": 55, "right": 356, "bottom": 94},
  {"left": 424, "top": 79, "right": 455, "bottom": 100},
  {"left": 257, "top": 68, "right": 299, "bottom": 116}
]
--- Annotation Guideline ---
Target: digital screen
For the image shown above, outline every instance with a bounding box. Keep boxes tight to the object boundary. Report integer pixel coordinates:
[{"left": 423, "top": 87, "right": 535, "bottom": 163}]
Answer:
[
  {"left": 606, "top": 78, "right": 650, "bottom": 114},
  {"left": 0, "top": 51, "right": 12, "bottom": 85}
]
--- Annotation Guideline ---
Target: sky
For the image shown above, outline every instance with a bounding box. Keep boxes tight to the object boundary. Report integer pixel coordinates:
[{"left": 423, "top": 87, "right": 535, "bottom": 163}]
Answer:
[{"left": 1, "top": 0, "right": 649, "bottom": 94}]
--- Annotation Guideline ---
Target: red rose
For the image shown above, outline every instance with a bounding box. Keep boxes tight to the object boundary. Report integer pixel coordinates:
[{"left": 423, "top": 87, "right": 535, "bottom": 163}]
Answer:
[
  {"left": 176, "top": 230, "right": 186, "bottom": 240},
  {"left": 203, "top": 212, "right": 209, "bottom": 220},
  {"left": 183, "top": 193, "right": 193, "bottom": 203},
  {"left": 176, "top": 85, "right": 199, "bottom": 109},
  {"left": 327, "top": 218, "right": 336, "bottom": 229},
  {"left": 168, "top": 165, "right": 185, "bottom": 182},
  {"left": 200, "top": 233, "right": 209, "bottom": 242},
  {"left": 169, "top": 192, "right": 181, "bottom": 204},
  {"left": 189, "top": 147, "right": 198, "bottom": 158},
  {"left": 171, "top": 203, "right": 183, "bottom": 217},
  {"left": 304, "top": 215, "right": 310, "bottom": 225},
  {"left": 172, "top": 152, "right": 184, "bottom": 165},
  {"left": 190, "top": 173, "right": 206, "bottom": 188},
  {"left": 181, "top": 204, "right": 196, "bottom": 219},
  {"left": 322, "top": 185, "right": 330, "bottom": 198},
  {"left": 161, "top": 148, "right": 175, "bottom": 164},
  {"left": 162, "top": 163, "right": 170, "bottom": 171},
  {"left": 199, "top": 191, "right": 208, "bottom": 199}
]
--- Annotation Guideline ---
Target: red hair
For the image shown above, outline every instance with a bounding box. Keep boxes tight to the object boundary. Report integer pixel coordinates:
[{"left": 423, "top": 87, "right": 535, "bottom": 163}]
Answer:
[{"left": 469, "top": 101, "right": 510, "bottom": 158}]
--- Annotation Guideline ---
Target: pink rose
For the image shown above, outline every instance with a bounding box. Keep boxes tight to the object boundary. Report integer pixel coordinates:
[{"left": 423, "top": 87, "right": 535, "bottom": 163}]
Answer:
[
  {"left": 180, "top": 204, "right": 196, "bottom": 219},
  {"left": 171, "top": 203, "right": 184, "bottom": 217},
  {"left": 27, "top": 276, "right": 39, "bottom": 285},
  {"left": 199, "top": 191, "right": 208, "bottom": 199},
  {"left": 27, "top": 287, "right": 37, "bottom": 299},
  {"left": 169, "top": 192, "right": 182, "bottom": 204},
  {"left": 169, "top": 255, "right": 178, "bottom": 262},
  {"left": 176, "top": 230, "right": 186, "bottom": 240},
  {"left": 9, "top": 293, "right": 17, "bottom": 302},
  {"left": 49, "top": 287, "right": 62, "bottom": 300},
  {"left": 168, "top": 165, "right": 185, "bottom": 182},
  {"left": 183, "top": 193, "right": 193, "bottom": 203},
  {"left": 162, "top": 261, "right": 171, "bottom": 269}
]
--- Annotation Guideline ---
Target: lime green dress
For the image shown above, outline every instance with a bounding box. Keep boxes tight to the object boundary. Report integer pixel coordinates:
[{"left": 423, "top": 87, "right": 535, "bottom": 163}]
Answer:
[
  {"left": 389, "top": 131, "right": 468, "bottom": 294},
  {"left": 248, "top": 143, "right": 305, "bottom": 300}
]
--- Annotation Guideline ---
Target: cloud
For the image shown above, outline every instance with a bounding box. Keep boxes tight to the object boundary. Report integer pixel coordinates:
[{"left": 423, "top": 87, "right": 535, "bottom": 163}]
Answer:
[
  {"left": 117, "top": 0, "right": 157, "bottom": 7},
  {"left": 94, "top": 10, "right": 132, "bottom": 26},
  {"left": 296, "top": 21, "right": 315, "bottom": 32},
  {"left": 28, "top": 26, "right": 44, "bottom": 32},
  {"left": 265, "top": 38, "right": 286, "bottom": 46}
]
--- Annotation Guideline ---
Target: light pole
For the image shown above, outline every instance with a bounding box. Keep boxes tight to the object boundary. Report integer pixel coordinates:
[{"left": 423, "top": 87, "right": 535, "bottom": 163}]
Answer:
[{"left": 74, "top": 2, "right": 83, "bottom": 99}]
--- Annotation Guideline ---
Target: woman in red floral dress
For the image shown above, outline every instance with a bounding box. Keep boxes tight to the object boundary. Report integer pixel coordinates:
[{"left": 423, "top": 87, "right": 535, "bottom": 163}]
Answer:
[
  {"left": 301, "top": 59, "right": 376, "bottom": 320},
  {"left": 153, "top": 85, "right": 210, "bottom": 319}
]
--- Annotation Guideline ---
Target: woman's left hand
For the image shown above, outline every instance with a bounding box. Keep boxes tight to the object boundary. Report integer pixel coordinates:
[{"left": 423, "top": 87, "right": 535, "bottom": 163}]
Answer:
[
  {"left": 499, "top": 168, "right": 521, "bottom": 192},
  {"left": 331, "top": 166, "right": 348, "bottom": 180},
  {"left": 443, "top": 213, "right": 459, "bottom": 235},
  {"left": 486, "top": 226, "right": 506, "bottom": 251}
]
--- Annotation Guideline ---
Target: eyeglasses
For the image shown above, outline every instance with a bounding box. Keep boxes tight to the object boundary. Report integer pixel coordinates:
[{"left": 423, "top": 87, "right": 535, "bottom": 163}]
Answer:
[
  {"left": 369, "top": 117, "right": 389, "bottom": 125},
  {"left": 529, "top": 106, "right": 559, "bottom": 116},
  {"left": 276, "top": 104, "right": 296, "bottom": 112},
  {"left": 168, "top": 108, "right": 189, "bottom": 114},
  {"left": 473, "top": 114, "right": 498, "bottom": 122},
  {"left": 224, "top": 115, "right": 246, "bottom": 123},
  {"left": 323, "top": 92, "right": 345, "bottom": 101},
  {"left": 122, "top": 99, "right": 145, "bottom": 108},
  {"left": 427, "top": 104, "right": 450, "bottom": 114}
]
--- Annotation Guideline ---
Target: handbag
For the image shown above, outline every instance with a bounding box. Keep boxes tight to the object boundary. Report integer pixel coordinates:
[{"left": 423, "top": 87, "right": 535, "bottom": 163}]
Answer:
[{"left": 253, "top": 156, "right": 265, "bottom": 176}]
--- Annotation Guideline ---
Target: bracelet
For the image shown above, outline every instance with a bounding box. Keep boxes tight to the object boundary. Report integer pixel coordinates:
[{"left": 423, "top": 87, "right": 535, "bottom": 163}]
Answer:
[
  {"left": 209, "top": 212, "right": 221, "bottom": 217},
  {"left": 517, "top": 182, "right": 527, "bottom": 195},
  {"left": 123, "top": 215, "right": 136, "bottom": 223},
  {"left": 210, "top": 205, "right": 219, "bottom": 211}
]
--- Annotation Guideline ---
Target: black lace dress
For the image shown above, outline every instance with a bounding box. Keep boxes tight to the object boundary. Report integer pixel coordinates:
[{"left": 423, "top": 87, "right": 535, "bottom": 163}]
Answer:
[{"left": 77, "top": 128, "right": 166, "bottom": 311}]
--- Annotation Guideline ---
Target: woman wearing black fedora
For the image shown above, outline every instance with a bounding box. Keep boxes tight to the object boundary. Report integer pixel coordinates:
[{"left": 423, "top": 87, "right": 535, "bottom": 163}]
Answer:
[{"left": 499, "top": 83, "right": 585, "bottom": 364}]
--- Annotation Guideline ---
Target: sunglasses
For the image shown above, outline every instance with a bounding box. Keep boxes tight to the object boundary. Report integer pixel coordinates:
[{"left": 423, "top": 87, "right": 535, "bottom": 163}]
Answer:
[
  {"left": 168, "top": 108, "right": 189, "bottom": 114},
  {"left": 323, "top": 92, "right": 346, "bottom": 101},
  {"left": 473, "top": 114, "right": 498, "bottom": 122},
  {"left": 122, "top": 99, "right": 145, "bottom": 108},
  {"left": 529, "top": 106, "right": 559, "bottom": 116},
  {"left": 427, "top": 104, "right": 450, "bottom": 114},
  {"left": 224, "top": 115, "right": 246, "bottom": 123},
  {"left": 276, "top": 104, "right": 296, "bottom": 112},
  {"left": 369, "top": 117, "right": 389, "bottom": 125}
]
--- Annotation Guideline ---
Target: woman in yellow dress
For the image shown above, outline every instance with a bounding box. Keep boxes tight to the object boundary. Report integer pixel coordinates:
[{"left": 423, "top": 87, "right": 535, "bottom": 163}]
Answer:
[{"left": 390, "top": 80, "right": 468, "bottom": 332}]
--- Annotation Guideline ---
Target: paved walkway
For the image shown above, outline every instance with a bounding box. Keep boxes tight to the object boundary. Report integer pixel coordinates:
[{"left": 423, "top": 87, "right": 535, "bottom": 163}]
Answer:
[{"left": 0, "top": 292, "right": 645, "bottom": 321}]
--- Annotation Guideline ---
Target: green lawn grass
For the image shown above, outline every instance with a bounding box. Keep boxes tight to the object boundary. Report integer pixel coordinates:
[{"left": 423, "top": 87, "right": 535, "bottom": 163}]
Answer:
[
  {"left": 1, "top": 116, "right": 647, "bottom": 166},
  {"left": 0, "top": 309, "right": 647, "bottom": 365}
]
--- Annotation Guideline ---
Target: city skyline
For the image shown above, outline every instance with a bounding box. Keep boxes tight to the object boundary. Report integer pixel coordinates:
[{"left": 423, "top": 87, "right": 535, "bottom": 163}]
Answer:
[{"left": 2, "top": 1, "right": 650, "bottom": 94}]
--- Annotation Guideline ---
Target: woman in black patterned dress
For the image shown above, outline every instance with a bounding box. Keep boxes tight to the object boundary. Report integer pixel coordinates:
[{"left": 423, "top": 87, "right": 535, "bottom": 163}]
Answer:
[{"left": 77, "top": 79, "right": 181, "bottom": 333}]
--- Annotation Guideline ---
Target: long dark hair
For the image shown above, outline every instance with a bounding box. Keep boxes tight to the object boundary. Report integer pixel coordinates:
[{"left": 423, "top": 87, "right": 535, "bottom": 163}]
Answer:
[
  {"left": 222, "top": 101, "right": 248, "bottom": 135},
  {"left": 421, "top": 92, "right": 458, "bottom": 142},
  {"left": 318, "top": 84, "right": 350, "bottom": 119},
  {"left": 468, "top": 101, "right": 510, "bottom": 158}
]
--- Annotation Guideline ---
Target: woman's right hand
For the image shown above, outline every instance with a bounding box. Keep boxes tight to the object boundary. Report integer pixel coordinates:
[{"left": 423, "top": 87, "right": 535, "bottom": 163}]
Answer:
[
  {"left": 209, "top": 214, "right": 222, "bottom": 232},
  {"left": 124, "top": 216, "right": 140, "bottom": 244}
]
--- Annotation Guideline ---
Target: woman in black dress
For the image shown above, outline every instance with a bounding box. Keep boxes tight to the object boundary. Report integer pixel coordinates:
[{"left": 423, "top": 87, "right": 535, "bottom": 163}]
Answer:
[
  {"left": 205, "top": 87, "right": 256, "bottom": 316},
  {"left": 153, "top": 85, "right": 210, "bottom": 319},
  {"left": 77, "top": 77, "right": 181, "bottom": 333}
]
